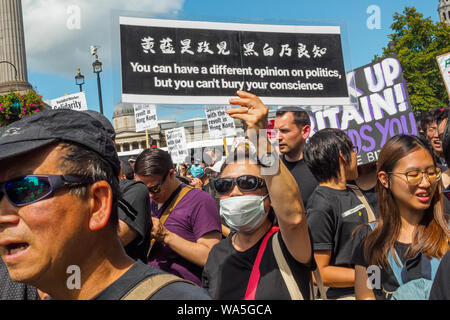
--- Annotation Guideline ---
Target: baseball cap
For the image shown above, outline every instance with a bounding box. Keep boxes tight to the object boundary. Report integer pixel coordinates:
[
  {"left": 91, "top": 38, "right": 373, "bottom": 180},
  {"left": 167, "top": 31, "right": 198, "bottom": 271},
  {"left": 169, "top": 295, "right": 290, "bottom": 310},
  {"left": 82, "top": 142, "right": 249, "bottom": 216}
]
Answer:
[
  {"left": 83, "top": 110, "right": 116, "bottom": 141},
  {"left": 0, "top": 109, "right": 120, "bottom": 176}
]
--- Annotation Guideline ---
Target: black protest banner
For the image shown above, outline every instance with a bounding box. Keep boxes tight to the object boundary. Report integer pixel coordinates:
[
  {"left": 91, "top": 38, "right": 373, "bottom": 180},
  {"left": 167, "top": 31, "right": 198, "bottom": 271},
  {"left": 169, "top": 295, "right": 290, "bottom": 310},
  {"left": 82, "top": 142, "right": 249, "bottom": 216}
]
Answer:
[
  {"left": 120, "top": 17, "right": 350, "bottom": 106},
  {"left": 306, "top": 55, "right": 416, "bottom": 165}
]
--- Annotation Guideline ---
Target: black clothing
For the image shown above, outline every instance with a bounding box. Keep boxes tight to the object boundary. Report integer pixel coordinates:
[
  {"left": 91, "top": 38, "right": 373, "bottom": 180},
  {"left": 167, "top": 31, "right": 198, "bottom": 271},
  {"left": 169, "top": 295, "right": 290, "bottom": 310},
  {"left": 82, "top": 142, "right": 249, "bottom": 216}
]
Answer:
[
  {"left": 352, "top": 225, "right": 445, "bottom": 300},
  {"left": 0, "top": 258, "right": 39, "bottom": 300},
  {"left": 118, "top": 180, "right": 151, "bottom": 262},
  {"left": 93, "top": 260, "right": 211, "bottom": 300},
  {"left": 202, "top": 229, "right": 314, "bottom": 300},
  {"left": 429, "top": 251, "right": 450, "bottom": 300},
  {"left": 306, "top": 185, "right": 376, "bottom": 299},
  {"left": 281, "top": 155, "right": 318, "bottom": 207},
  {"left": 442, "top": 181, "right": 450, "bottom": 214}
]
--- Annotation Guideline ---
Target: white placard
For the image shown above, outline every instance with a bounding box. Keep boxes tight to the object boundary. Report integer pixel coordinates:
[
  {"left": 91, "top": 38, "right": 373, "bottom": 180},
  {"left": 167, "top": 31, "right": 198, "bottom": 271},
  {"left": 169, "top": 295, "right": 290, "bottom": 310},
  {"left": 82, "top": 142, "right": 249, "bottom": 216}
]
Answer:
[
  {"left": 50, "top": 92, "right": 88, "bottom": 111},
  {"left": 204, "top": 105, "right": 237, "bottom": 139},
  {"left": 165, "top": 127, "right": 189, "bottom": 164},
  {"left": 133, "top": 103, "right": 158, "bottom": 132},
  {"left": 437, "top": 52, "right": 450, "bottom": 96}
]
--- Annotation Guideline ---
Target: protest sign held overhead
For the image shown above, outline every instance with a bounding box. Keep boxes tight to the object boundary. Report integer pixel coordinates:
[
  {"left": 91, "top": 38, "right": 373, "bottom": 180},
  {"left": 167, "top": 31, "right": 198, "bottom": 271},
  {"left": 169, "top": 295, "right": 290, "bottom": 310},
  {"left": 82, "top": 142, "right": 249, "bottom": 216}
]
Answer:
[
  {"left": 133, "top": 103, "right": 158, "bottom": 132},
  {"left": 120, "top": 17, "right": 350, "bottom": 106},
  {"left": 436, "top": 52, "right": 450, "bottom": 96},
  {"left": 304, "top": 55, "right": 416, "bottom": 165},
  {"left": 204, "top": 105, "right": 237, "bottom": 139},
  {"left": 165, "top": 127, "right": 189, "bottom": 164},
  {"left": 50, "top": 92, "right": 88, "bottom": 111}
]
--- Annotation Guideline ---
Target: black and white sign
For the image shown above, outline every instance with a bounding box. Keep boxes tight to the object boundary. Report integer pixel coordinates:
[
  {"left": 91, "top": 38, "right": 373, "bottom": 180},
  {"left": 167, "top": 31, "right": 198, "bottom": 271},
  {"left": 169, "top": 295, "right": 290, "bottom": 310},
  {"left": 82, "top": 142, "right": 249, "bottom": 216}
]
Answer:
[
  {"left": 133, "top": 103, "right": 158, "bottom": 132},
  {"left": 204, "top": 105, "right": 237, "bottom": 139},
  {"left": 165, "top": 127, "right": 189, "bottom": 164},
  {"left": 50, "top": 92, "right": 88, "bottom": 111},
  {"left": 120, "top": 17, "right": 350, "bottom": 105},
  {"left": 304, "top": 56, "right": 416, "bottom": 165}
]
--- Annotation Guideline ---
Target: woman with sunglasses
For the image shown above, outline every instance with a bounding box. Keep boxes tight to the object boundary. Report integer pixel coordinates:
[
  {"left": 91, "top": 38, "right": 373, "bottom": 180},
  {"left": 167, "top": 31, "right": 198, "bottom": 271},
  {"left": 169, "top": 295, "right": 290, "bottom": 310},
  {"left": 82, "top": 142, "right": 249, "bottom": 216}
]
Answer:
[
  {"left": 201, "top": 91, "right": 314, "bottom": 300},
  {"left": 352, "top": 134, "right": 449, "bottom": 300}
]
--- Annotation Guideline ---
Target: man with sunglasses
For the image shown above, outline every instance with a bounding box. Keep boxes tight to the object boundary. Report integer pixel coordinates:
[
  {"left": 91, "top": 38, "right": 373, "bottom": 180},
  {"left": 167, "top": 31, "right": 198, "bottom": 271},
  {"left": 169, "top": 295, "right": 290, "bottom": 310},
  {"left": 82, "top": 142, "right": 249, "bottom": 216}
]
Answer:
[
  {"left": 134, "top": 148, "right": 222, "bottom": 287},
  {"left": 0, "top": 109, "right": 211, "bottom": 300}
]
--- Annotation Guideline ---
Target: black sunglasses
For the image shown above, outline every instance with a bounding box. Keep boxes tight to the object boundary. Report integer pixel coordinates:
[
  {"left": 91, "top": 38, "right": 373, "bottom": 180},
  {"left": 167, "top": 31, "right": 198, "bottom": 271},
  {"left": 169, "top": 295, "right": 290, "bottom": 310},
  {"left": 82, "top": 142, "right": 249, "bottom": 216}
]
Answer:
[
  {"left": 213, "top": 175, "right": 266, "bottom": 195},
  {"left": 0, "top": 175, "right": 94, "bottom": 207},
  {"left": 147, "top": 171, "right": 169, "bottom": 194}
]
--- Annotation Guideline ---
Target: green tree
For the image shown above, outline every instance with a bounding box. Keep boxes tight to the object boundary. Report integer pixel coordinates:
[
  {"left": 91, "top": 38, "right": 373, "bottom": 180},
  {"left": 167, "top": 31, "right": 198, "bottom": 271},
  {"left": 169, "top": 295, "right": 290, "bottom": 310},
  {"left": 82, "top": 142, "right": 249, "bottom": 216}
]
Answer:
[{"left": 375, "top": 7, "right": 450, "bottom": 115}]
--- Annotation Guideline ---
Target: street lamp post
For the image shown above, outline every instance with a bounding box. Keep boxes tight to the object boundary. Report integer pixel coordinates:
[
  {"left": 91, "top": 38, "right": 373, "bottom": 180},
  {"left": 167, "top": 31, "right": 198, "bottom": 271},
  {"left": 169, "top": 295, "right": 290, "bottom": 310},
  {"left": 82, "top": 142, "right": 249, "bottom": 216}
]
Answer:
[
  {"left": 91, "top": 46, "right": 104, "bottom": 115},
  {"left": 75, "top": 68, "right": 85, "bottom": 92}
]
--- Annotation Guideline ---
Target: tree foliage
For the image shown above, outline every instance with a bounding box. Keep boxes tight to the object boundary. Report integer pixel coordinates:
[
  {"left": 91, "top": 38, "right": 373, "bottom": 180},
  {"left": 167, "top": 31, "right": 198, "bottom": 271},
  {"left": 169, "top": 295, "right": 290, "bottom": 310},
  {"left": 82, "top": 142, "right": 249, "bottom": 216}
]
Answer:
[{"left": 376, "top": 7, "right": 450, "bottom": 115}]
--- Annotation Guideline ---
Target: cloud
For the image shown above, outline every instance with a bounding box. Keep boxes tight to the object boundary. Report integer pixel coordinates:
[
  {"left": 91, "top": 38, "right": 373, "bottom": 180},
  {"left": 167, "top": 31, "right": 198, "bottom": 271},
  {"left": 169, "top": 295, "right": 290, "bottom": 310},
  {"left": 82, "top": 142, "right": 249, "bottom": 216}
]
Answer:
[{"left": 22, "top": 0, "right": 185, "bottom": 77}]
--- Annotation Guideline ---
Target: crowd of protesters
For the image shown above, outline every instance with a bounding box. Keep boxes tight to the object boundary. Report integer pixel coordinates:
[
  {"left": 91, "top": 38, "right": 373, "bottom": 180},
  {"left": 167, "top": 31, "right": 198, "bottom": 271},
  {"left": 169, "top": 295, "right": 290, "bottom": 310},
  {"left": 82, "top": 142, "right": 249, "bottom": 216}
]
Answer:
[{"left": 0, "top": 91, "right": 449, "bottom": 300}]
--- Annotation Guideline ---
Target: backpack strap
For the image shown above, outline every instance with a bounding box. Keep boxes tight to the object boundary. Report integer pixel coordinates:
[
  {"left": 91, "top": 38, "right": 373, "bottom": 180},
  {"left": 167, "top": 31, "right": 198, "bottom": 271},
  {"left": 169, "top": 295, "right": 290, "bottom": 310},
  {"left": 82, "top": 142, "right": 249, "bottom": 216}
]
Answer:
[
  {"left": 271, "top": 231, "right": 304, "bottom": 300},
  {"left": 244, "top": 226, "right": 280, "bottom": 300},
  {"left": 147, "top": 185, "right": 194, "bottom": 259},
  {"left": 121, "top": 273, "right": 197, "bottom": 300},
  {"left": 347, "top": 184, "right": 376, "bottom": 223},
  {"left": 387, "top": 248, "right": 404, "bottom": 286}
]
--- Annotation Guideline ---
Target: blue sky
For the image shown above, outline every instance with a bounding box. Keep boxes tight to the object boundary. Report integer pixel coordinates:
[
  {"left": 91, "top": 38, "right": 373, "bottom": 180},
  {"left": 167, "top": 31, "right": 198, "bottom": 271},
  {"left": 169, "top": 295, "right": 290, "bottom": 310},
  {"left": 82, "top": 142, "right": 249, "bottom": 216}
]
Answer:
[{"left": 23, "top": 0, "right": 442, "bottom": 123}]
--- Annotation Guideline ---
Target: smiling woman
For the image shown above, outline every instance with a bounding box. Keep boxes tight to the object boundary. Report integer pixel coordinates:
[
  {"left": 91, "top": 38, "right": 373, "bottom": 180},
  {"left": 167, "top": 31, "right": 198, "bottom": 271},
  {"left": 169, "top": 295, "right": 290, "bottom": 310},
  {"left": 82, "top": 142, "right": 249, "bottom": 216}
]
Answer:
[{"left": 352, "top": 134, "right": 450, "bottom": 300}]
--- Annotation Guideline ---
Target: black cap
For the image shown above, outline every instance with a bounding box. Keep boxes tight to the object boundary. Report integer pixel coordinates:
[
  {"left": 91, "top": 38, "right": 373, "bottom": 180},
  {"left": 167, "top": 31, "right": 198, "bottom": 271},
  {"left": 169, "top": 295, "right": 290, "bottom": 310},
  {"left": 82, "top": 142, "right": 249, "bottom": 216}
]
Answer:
[
  {"left": 0, "top": 109, "right": 120, "bottom": 176},
  {"left": 83, "top": 110, "right": 116, "bottom": 141}
]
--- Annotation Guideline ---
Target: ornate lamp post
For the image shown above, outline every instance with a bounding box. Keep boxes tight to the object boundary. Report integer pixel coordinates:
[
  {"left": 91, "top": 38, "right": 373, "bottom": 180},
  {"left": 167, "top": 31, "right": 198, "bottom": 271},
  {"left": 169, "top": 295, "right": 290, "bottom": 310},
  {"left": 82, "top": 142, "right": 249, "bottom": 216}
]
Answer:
[
  {"left": 91, "top": 46, "right": 104, "bottom": 115},
  {"left": 75, "top": 68, "right": 85, "bottom": 92}
]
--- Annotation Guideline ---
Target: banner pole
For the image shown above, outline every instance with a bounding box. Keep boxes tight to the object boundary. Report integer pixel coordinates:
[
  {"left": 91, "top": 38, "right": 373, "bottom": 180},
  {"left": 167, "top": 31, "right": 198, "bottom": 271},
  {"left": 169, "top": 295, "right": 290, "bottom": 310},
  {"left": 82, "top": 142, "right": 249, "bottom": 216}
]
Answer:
[
  {"left": 223, "top": 137, "right": 229, "bottom": 157},
  {"left": 146, "top": 129, "right": 150, "bottom": 149}
]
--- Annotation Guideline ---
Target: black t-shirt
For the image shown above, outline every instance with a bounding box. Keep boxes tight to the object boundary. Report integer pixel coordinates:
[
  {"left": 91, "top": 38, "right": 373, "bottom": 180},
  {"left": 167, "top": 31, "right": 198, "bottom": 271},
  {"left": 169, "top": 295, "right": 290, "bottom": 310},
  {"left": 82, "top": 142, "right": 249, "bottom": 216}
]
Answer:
[
  {"left": 351, "top": 225, "right": 443, "bottom": 300},
  {"left": 118, "top": 179, "right": 152, "bottom": 262},
  {"left": 281, "top": 155, "right": 318, "bottom": 208},
  {"left": 442, "top": 181, "right": 450, "bottom": 214},
  {"left": 0, "top": 258, "right": 39, "bottom": 300},
  {"left": 202, "top": 228, "right": 315, "bottom": 300},
  {"left": 93, "top": 261, "right": 211, "bottom": 300},
  {"left": 430, "top": 251, "right": 450, "bottom": 300},
  {"left": 306, "top": 185, "right": 376, "bottom": 299}
]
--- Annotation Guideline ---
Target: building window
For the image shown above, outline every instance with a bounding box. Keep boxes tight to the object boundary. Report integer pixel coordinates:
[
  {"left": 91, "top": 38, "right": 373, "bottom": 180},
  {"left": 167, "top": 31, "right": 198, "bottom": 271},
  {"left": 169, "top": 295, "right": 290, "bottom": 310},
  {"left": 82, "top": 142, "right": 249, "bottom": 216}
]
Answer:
[{"left": 444, "top": 12, "right": 447, "bottom": 20}]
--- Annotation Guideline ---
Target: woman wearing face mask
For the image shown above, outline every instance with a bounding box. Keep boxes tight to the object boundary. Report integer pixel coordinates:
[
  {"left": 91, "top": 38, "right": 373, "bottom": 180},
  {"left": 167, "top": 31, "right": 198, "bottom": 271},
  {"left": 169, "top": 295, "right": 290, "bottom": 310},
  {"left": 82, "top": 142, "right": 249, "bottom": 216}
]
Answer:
[
  {"left": 201, "top": 91, "right": 315, "bottom": 300},
  {"left": 352, "top": 135, "right": 449, "bottom": 300}
]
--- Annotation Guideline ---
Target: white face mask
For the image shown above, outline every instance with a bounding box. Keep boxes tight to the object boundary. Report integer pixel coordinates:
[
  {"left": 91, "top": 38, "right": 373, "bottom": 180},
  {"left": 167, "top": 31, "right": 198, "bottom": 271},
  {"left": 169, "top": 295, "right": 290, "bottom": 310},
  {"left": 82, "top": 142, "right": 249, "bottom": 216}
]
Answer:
[{"left": 220, "top": 195, "right": 269, "bottom": 234}]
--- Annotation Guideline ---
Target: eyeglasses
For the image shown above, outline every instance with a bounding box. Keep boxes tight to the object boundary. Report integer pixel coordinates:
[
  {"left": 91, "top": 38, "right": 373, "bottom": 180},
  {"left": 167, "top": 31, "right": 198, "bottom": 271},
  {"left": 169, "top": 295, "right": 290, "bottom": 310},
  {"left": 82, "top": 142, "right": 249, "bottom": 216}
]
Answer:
[
  {"left": 0, "top": 175, "right": 94, "bottom": 207},
  {"left": 426, "top": 127, "right": 438, "bottom": 135},
  {"left": 213, "top": 175, "right": 266, "bottom": 195},
  {"left": 147, "top": 172, "right": 169, "bottom": 194},
  {"left": 389, "top": 167, "right": 442, "bottom": 186}
]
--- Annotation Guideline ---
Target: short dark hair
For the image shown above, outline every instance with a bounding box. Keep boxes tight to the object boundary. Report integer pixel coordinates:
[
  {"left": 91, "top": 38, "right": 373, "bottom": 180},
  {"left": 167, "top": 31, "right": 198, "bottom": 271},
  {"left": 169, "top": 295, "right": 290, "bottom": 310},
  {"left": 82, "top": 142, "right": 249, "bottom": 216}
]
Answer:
[
  {"left": 59, "top": 142, "right": 121, "bottom": 230},
  {"left": 304, "top": 128, "right": 353, "bottom": 183},
  {"left": 419, "top": 111, "right": 435, "bottom": 132},
  {"left": 120, "top": 160, "right": 134, "bottom": 180},
  {"left": 134, "top": 148, "right": 173, "bottom": 177},
  {"left": 276, "top": 107, "right": 311, "bottom": 129}
]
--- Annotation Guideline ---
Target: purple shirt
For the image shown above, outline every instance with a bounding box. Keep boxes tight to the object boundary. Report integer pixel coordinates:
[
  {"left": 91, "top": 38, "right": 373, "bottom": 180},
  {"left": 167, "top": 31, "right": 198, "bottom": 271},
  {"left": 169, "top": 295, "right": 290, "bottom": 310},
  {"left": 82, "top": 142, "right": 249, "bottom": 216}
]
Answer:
[{"left": 148, "top": 185, "right": 221, "bottom": 286}]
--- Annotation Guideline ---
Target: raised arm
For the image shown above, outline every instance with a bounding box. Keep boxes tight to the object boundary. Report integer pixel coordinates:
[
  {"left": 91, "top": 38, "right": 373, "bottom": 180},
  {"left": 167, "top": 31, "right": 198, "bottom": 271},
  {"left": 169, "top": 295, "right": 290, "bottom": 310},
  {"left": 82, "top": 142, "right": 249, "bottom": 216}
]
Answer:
[{"left": 227, "top": 91, "right": 312, "bottom": 264}]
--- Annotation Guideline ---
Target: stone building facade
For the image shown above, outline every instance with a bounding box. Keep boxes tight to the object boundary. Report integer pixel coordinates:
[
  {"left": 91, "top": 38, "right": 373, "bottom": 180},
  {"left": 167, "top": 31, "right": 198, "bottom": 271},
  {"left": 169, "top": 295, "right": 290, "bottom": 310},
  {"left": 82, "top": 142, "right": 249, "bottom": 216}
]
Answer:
[{"left": 439, "top": 0, "right": 450, "bottom": 25}]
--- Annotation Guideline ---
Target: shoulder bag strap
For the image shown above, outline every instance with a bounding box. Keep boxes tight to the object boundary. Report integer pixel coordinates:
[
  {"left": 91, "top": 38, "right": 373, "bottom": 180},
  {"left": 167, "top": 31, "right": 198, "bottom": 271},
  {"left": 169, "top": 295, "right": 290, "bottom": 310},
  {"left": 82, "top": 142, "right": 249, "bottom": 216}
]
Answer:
[
  {"left": 121, "top": 273, "right": 197, "bottom": 300},
  {"left": 312, "top": 268, "right": 328, "bottom": 300},
  {"left": 147, "top": 186, "right": 194, "bottom": 259},
  {"left": 387, "top": 248, "right": 404, "bottom": 286},
  {"left": 244, "top": 226, "right": 280, "bottom": 300},
  {"left": 348, "top": 184, "right": 376, "bottom": 223},
  {"left": 271, "top": 231, "right": 304, "bottom": 300}
]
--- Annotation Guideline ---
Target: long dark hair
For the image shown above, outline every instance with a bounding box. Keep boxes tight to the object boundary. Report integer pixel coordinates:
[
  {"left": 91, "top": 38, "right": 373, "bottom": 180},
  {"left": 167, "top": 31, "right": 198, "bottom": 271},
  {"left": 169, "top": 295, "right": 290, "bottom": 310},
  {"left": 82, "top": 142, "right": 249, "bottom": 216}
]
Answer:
[{"left": 364, "top": 135, "right": 449, "bottom": 267}]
